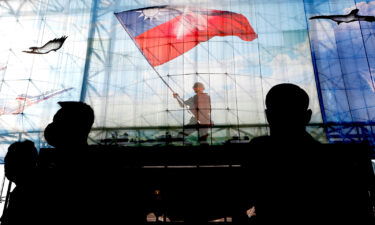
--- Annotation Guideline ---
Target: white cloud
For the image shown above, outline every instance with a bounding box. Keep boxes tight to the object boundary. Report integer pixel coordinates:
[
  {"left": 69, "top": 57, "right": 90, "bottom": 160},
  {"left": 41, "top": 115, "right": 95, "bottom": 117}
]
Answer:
[
  {"left": 96, "top": 38, "right": 323, "bottom": 127},
  {"left": 344, "top": 1, "right": 375, "bottom": 15},
  {"left": 261, "top": 41, "right": 322, "bottom": 122}
]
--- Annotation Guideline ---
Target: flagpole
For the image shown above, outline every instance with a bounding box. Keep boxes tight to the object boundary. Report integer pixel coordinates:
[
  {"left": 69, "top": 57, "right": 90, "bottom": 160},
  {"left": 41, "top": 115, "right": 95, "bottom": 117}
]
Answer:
[{"left": 116, "top": 13, "right": 188, "bottom": 107}]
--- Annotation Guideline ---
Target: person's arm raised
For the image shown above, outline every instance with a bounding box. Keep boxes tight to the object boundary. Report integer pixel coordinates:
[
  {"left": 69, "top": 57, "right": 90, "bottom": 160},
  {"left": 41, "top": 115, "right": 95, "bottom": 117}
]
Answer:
[{"left": 173, "top": 93, "right": 185, "bottom": 108}]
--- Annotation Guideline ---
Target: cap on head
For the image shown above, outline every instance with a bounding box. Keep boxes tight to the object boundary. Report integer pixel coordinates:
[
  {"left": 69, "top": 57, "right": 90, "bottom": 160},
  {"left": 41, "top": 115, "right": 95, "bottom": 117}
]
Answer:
[
  {"left": 54, "top": 101, "right": 94, "bottom": 131},
  {"left": 265, "top": 83, "right": 309, "bottom": 111},
  {"left": 193, "top": 82, "right": 205, "bottom": 90},
  {"left": 44, "top": 101, "right": 94, "bottom": 147}
]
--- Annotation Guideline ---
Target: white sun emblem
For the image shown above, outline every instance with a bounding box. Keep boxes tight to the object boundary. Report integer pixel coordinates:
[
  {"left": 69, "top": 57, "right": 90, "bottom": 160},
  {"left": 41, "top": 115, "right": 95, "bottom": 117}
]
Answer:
[{"left": 137, "top": 8, "right": 162, "bottom": 21}]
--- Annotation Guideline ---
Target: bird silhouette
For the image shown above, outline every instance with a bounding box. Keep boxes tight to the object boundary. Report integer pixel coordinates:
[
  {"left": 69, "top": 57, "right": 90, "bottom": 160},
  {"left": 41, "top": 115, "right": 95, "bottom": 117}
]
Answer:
[
  {"left": 309, "top": 9, "right": 375, "bottom": 25},
  {"left": 23, "top": 36, "right": 68, "bottom": 54}
]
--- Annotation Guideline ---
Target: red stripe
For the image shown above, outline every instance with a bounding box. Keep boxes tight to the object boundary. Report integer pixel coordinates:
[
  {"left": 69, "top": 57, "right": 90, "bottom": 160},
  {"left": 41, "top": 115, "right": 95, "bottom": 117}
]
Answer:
[{"left": 135, "top": 11, "right": 257, "bottom": 66}]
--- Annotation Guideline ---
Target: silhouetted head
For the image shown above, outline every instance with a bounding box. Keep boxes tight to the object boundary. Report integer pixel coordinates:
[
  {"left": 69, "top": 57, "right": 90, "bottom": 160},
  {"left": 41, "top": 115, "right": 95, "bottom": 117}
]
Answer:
[
  {"left": 265, "top": 83, "right": 312, "bottom": 137},
  {"left": 193, "top": 82, "right": 205, "bottom": 93},
  {"left": 44, "top": 102, "right": 94, "bottom": 148},
  {"left": 5, "top": 140, "right": 38, "bottom": 185}
]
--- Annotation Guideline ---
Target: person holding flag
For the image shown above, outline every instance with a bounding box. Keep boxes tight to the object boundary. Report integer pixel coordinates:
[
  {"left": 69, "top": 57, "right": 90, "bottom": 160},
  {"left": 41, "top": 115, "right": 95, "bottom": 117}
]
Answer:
[
  {"left": 115, "top": 5, "right": 258, "bottom": 143},
  {"left": 173, "top": 82, "right": 212, "bottom": 143}
]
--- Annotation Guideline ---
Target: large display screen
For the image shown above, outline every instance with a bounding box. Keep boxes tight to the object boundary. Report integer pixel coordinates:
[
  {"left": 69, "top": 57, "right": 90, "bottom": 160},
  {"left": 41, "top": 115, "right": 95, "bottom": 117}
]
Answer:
[{"left": 0, "top": 0, "right": 374, "bottom": 160}]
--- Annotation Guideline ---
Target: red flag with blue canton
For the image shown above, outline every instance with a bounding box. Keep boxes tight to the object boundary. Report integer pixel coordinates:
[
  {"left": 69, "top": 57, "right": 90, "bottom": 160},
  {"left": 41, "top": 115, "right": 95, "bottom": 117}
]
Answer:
[{"left": 115, "top": 6, "right": 258, "bottom": 67}]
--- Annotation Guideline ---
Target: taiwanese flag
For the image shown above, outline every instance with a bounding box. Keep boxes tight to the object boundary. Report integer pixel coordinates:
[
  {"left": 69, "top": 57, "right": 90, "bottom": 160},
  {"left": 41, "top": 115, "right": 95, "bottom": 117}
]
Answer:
[{"left": 115, "top": 6, "right": 257, "bottom": 67}]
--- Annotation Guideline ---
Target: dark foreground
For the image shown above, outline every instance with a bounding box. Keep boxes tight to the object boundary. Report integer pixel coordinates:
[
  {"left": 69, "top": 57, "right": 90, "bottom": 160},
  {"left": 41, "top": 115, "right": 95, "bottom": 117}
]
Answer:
[{"left": 32, "top": 143, "right": 374, "bottom": 224}]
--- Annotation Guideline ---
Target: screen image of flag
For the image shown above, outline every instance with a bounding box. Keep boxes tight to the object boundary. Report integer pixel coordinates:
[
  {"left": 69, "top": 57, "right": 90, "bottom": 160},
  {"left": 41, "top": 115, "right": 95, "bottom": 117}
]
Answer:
[{"left": 115, "top": 6, "right": 258, "bottom": 67}]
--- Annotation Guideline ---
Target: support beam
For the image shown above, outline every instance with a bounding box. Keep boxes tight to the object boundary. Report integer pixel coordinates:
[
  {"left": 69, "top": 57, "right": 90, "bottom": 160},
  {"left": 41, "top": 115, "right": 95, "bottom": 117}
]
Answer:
[{"left": 80, "top": 0, "right": 99, "bottom": 102}]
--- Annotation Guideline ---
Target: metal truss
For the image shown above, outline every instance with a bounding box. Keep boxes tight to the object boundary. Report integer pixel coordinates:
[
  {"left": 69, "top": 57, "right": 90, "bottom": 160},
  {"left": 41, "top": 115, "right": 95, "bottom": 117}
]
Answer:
[
  {"left": 1, "top": 0, "right": 374, "bottom": 160},
  {"left": 0, "top": 0, "right": 95, "bottom": 155},
  {"left": 0, "top": 0, "right": 92, "bottom": 16}
]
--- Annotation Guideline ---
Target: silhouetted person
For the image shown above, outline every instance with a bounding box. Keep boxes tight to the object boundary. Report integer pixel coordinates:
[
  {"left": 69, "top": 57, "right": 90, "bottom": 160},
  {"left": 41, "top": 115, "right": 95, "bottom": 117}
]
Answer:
[
  {"left": 173, "top": 82, "right": 212, "bottom": 143},
  {"left": 248, "top": 83, "right": 321, "bottom": 225},
  {"left": 251, "top": 83, "right": 319, "bottom": 145},
  {"left": 44, "top": 101, "right": 94, "bottom": 154},
  {"left": 34, "top": 102, "right": 97, "bottom": 225},
  {"left": 40, "top": 101, "right": 145, "bottom": 225},
  {"left": 1, "top": 140, "right": 39, "bottom": 225},
  {"left": 246, "top": 83, "right": 373, "bottom": 224}
]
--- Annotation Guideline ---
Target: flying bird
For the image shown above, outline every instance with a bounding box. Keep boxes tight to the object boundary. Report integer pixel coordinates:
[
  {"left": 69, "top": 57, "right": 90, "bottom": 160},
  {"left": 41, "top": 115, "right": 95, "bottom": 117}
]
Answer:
[
  {"left": 22, "top": 36, "right": 68, "bottom": 54},
  {"left": 309, "top": 9, "right": 375, "bottom": 25}
]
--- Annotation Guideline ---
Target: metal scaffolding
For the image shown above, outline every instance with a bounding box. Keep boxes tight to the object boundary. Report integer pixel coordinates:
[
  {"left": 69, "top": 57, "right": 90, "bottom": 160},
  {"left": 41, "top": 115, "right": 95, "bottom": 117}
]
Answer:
[{"left": 0, "top": 0, "right": 374, "bottom": 161}]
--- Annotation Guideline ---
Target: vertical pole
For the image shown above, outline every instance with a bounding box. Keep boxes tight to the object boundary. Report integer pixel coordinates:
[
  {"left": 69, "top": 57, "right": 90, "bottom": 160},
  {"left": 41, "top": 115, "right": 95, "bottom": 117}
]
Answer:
[
  {"left": 80, "top": 0, "right": 99, "bottom": 102},
  {"left": 2, "top": 182, "right": 12, "bottom": 218},
  {"left": 302, "top": 0, "right": 327, "bottom": 124},
  {"left": 302, "top": 0, "right": 332, "bottom": 144},
  {"left": 101, "top": 0, "right": 120, "bottom": 131},
  {"left": 0, "top": 175, "right": 5, "bottom": 203}
]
